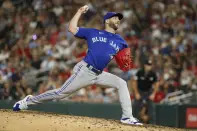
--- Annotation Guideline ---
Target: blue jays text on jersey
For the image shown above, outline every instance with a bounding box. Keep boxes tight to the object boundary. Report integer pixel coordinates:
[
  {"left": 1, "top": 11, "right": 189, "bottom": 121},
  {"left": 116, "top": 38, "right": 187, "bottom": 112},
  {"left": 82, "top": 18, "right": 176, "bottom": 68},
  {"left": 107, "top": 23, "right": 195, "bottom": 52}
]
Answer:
[
  {"left": 92, "top": 37, "right": 119, "bottom": 52},
  {"left": 75, "top": 28, "right": 128, "bottom": 71}
]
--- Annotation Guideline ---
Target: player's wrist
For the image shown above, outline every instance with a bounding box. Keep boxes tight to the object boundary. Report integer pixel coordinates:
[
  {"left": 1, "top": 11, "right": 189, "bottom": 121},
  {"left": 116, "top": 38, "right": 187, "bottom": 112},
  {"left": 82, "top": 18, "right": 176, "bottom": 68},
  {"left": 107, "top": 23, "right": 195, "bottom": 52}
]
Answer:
[{"left": 76, "top": 10, "right": 83, "bottom": 15}]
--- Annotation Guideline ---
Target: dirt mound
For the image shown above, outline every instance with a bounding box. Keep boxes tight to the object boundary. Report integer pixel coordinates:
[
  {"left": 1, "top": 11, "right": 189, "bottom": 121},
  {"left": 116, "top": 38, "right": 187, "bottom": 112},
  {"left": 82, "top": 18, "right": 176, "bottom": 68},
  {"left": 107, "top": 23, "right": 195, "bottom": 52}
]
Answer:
[{"left": 0, "top": 109, "right": 185, "bottom": 131}]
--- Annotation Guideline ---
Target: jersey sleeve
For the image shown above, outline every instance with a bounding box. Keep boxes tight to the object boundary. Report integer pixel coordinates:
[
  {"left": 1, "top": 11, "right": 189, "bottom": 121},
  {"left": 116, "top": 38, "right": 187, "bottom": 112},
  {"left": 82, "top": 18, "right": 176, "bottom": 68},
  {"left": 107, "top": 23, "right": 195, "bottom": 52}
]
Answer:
[
  {"left": 123, "top": 39, "right": 129, "bottom": 48},
  {"left": 74, "top": 27, "right": 92, "bottom": 39},
  {"left": 118, "top": 35, "right": 128, "bottom": 50}
]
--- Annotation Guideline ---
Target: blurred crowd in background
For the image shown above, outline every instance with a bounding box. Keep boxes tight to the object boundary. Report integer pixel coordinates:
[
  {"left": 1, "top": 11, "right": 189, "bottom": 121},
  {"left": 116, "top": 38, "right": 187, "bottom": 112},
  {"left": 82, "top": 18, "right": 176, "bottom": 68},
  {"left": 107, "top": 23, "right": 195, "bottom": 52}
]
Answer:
[{"left": 0, "top": 0, "right": 197, "bottom": 104}]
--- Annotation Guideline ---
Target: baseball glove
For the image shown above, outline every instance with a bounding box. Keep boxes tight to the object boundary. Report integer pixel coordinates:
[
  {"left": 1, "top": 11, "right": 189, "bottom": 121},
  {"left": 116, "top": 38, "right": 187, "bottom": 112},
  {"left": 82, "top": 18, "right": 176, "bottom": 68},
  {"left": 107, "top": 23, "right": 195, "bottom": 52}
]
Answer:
[{"left": 114, "top": 48, "right": 133, "bottom": 72}]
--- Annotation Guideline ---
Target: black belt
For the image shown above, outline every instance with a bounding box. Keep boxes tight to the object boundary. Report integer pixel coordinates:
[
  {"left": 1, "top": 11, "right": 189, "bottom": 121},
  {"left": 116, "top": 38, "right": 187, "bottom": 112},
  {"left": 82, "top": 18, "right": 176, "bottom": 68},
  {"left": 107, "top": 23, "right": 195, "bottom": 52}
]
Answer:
[{"left": 86, "top": 64, "right": 102, "bottom": 75}]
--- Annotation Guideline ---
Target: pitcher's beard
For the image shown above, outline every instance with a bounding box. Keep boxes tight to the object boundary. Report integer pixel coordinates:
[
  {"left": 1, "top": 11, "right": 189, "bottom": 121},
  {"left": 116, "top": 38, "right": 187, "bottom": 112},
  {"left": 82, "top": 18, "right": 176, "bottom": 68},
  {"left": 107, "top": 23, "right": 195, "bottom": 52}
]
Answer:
[
  {"left": 109, "top": 23, "right": 118, "bottom": 30},
  {"left": 113, "top": 25, "right": 118, "bottom": 30}
]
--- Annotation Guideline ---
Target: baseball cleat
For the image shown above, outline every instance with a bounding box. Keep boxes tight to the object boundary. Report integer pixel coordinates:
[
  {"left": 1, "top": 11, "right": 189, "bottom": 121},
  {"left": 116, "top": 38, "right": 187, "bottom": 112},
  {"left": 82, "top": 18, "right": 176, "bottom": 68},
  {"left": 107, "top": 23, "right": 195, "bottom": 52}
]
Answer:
[
  {"left": 13, "top": 95, "right": 33, "bottom": 111},
  {"left": 120, "top": 117, "right": 143, "bottom": 125}
]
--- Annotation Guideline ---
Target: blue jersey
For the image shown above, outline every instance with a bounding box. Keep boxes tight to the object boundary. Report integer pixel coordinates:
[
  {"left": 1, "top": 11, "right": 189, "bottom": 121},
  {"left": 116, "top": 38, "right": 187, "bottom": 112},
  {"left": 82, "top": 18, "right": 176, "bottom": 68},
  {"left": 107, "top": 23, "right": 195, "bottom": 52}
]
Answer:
[{"left": 75, "top": 28, "right": 128, "bottom": 71}]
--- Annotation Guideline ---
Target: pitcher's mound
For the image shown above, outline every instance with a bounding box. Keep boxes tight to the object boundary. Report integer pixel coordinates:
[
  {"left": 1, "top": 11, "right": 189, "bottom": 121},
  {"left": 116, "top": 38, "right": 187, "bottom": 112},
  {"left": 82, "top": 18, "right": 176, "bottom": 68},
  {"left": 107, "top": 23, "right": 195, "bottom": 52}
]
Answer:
[{"left": 0, "top": 109, "right": 185, "bottom": 131}]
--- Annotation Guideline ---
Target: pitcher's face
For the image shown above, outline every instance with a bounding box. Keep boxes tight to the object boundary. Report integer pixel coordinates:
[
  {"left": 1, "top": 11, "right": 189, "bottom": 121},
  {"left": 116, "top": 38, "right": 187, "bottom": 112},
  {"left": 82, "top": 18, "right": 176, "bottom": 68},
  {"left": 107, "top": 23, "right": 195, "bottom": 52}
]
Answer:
[{"left": 107, "top": 16, "right": 120, "bottom": 30}]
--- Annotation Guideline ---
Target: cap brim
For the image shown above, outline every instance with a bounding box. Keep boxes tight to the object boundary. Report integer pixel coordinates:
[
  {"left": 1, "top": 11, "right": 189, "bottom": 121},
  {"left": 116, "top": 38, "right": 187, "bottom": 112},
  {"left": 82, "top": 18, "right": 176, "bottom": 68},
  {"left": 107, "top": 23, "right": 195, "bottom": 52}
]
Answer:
[{"left": 114, "top": 13, "right": 123, "bottom": 20}]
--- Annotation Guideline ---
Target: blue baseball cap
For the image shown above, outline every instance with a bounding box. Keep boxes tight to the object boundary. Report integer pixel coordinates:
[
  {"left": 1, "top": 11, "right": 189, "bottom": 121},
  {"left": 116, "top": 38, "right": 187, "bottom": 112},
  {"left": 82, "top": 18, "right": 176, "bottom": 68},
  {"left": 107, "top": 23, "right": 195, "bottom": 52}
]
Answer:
[{"left": 103, "top": 12, "right": 123, "bottom": 23}]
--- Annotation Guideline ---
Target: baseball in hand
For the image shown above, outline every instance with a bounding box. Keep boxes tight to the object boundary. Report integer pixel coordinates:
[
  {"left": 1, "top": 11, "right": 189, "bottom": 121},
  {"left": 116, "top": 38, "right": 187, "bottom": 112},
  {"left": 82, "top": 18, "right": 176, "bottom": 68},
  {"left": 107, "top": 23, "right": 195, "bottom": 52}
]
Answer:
[{"left": 79, "top": 5, "right": 89, "bottom": 14}]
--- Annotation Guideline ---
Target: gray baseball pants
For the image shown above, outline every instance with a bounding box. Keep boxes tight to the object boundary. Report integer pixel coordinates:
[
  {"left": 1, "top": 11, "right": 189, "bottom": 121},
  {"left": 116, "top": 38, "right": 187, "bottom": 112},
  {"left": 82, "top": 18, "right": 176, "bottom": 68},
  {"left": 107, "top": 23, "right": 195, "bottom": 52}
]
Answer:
[{"left": 27, "top": 60, "right": 133, "bottom": 118}]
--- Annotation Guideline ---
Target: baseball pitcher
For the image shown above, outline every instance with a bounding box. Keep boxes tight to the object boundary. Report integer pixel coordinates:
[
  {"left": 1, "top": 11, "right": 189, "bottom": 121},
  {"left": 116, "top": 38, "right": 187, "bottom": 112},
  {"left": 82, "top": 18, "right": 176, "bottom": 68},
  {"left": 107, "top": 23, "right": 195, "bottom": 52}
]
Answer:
[{"left": 13, "top": 5, "right": 142, "bottom": 125}]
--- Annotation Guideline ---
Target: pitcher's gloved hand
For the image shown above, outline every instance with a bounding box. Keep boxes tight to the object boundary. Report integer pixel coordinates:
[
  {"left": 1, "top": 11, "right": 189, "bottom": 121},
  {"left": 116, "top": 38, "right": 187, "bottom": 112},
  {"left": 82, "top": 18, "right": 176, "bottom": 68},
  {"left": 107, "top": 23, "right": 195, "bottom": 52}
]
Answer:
[{"left": 114, "top": 48, "right": 134, "bottom": 72}]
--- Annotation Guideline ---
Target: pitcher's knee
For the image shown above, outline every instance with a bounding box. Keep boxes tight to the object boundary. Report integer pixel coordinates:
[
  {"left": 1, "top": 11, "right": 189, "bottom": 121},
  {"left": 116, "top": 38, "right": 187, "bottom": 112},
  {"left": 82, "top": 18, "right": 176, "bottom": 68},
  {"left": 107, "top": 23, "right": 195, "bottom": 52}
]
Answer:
[
  {"left": 54, "top": 88, "right": 72, "bottom": 99},
  {"left": 54, "top": 89, "right": 65, "bottom": 99},
  {"left": 116, "top": 78, "right": 127, "bottom": 89},
  {"left": 55, "top": 87, "right": 67, "bottom": 95},
  {"left": 54, "top": 90, "right": 60, "bottom": 96}
]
